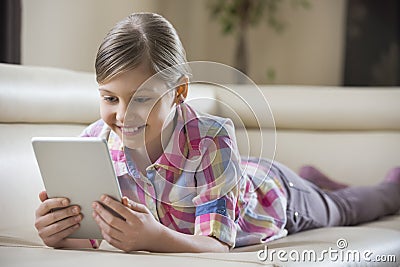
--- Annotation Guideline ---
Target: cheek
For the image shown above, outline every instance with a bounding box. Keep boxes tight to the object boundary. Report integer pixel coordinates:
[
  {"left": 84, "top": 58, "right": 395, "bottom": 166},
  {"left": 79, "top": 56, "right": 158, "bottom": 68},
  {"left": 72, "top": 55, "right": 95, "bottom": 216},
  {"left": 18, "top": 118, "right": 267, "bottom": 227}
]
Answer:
[
  {"left": 149, "top": 103, "right": 175, "bottom": 128},
  {"left": 100, "top": 104, "right": 113, "bottom": 124}
]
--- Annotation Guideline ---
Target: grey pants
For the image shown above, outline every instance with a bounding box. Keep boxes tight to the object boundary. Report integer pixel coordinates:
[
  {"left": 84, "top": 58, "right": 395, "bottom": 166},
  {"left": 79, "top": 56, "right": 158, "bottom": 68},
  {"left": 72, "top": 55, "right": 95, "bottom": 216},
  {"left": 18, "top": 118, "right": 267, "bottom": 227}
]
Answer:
[{"left": 270, "top": 161, "right": 400, "bottom": 234}]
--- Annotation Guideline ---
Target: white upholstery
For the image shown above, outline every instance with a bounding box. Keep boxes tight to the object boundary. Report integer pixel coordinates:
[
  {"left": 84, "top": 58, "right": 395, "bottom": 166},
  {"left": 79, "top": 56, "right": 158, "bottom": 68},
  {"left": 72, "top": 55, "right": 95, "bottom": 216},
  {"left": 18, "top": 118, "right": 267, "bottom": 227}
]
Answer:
[
  {"left": 1, "top": 63, "right": 399, "bottom": 266},
  {"left": 218, "top": 85, "right": 400, "bottom": 130},
  {"left": 0, "top": 64, "right": 99, "bottom": 123}
]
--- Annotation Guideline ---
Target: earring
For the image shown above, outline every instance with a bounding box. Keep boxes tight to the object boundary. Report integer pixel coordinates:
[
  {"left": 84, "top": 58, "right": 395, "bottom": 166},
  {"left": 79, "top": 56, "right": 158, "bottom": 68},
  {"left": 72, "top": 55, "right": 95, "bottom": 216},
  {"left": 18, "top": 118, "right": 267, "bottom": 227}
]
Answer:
[{"left": 177, "top": 94, "right": 184, "bottom": 104}]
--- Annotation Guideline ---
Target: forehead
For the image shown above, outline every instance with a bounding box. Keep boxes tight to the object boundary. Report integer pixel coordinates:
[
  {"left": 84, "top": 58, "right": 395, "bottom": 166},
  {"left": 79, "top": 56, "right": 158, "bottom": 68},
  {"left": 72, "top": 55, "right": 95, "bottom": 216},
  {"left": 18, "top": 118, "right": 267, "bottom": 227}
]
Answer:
[{"left": 98, "top": 66, "right": 173, "bottom": 96}]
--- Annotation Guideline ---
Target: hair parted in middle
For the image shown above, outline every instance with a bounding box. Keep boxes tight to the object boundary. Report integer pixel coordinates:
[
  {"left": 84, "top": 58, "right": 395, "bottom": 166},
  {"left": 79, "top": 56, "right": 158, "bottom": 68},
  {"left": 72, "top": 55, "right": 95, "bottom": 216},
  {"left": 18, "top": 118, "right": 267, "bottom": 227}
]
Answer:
[{"left": 95, "top": 12, "right": 191, "bottom": 85}]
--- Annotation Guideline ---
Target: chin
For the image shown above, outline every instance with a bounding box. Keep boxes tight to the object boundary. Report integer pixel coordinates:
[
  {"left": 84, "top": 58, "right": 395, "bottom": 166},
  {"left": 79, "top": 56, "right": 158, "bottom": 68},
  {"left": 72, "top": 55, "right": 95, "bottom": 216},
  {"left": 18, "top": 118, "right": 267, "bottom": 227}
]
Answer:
[{"left": 122, "top": 134, "right": 146, "bottom": 150}]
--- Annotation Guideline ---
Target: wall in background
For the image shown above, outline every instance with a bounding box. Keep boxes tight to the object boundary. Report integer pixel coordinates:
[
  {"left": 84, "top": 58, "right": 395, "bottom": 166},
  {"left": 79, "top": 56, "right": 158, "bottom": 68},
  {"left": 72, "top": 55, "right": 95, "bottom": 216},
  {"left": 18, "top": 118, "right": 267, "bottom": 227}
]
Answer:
[
  {"left": 22, "top": 0, "right": 346, "bottom": 85},
  {"left": 22, "top": 0, "right": 158, "bottom": 73}
]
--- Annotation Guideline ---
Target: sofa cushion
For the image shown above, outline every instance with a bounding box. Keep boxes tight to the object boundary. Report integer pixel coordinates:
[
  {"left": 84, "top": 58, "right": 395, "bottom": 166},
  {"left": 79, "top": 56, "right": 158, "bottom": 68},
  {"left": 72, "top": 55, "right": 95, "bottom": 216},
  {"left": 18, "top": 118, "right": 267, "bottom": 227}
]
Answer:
[
  {"left": 0, "top": 63, "right": 99, "bottom": 124},
  {"left": 216, "top": 85, "right": 400, "bottom": 131}
]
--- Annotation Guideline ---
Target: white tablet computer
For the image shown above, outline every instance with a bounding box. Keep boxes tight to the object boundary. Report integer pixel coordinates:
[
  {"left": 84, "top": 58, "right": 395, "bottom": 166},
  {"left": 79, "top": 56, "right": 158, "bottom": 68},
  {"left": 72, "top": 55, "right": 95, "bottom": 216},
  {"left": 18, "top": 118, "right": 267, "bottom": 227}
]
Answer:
[{"left": 32, "top": 137, "right": 122, "bottom": 239}]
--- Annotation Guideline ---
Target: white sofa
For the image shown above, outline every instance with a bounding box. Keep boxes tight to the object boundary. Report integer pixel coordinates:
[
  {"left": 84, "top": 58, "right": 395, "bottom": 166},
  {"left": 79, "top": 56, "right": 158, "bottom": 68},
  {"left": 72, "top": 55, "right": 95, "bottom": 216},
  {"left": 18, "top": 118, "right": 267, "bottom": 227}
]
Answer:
[{"left": 1, "top": 63, "right": 399, "bottom": 266}]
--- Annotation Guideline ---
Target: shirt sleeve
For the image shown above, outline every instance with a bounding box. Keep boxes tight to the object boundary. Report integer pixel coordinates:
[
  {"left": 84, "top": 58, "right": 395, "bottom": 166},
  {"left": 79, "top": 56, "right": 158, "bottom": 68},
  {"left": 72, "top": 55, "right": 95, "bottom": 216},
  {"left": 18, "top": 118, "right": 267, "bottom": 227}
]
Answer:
[{"left": 192, "top": 118, "right": 242, "bottom": 248}]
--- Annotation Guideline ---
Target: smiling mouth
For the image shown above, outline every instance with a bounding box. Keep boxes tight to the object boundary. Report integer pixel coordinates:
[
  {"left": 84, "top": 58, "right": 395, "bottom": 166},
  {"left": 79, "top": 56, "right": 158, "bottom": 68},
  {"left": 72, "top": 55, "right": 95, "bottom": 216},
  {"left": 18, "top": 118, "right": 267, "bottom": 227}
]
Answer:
[{"left": 122, "top": 125, "right": 146, "bottom": 136}]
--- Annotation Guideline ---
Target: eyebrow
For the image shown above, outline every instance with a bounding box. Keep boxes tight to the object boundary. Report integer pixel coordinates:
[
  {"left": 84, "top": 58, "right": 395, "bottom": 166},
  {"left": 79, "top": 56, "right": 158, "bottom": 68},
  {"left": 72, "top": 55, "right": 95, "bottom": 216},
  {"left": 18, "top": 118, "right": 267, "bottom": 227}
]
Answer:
[
  {"left": 98, "top": 87, "right": 163, "bottom": 95},
  {"left": 98, "top": 89, "right": 114, "bottom": 94},
  {"left": 98, "top": 88, "right": 141, "bottom": 95}
]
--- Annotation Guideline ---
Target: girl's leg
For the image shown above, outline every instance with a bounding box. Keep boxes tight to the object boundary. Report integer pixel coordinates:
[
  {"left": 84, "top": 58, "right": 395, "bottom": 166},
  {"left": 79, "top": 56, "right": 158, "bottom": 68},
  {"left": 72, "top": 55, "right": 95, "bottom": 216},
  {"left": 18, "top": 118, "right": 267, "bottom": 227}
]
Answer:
[
  {"left": 271, "top": 161, "right": 400, "bottom": 234},
  {"left": 325, "top": 167, "right": 400, "bottom": 226},
  {"left": 271, "top": 161, "right": 342, "bottom": 234},
  {"left": 298, "top": 165, "right": 348, "bottom": 191}
]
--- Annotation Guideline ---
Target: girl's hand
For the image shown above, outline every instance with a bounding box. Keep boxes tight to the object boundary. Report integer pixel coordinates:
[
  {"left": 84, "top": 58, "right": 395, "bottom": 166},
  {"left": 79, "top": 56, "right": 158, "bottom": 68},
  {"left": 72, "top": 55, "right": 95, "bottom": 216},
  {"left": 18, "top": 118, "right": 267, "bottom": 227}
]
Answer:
[
  {"left": 92, "top": 195, "right": 162, "bottom": 252},
  {"left": 34, "top": 191, "right": 82, "bottom": 248}
]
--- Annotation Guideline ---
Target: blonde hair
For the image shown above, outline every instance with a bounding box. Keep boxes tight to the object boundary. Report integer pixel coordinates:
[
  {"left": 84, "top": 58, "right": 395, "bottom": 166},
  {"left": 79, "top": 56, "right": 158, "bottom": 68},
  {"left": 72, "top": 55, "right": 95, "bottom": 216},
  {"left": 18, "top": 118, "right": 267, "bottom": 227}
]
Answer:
[{"left": 95, "top": 12, "right": 191, "bottom": 85}]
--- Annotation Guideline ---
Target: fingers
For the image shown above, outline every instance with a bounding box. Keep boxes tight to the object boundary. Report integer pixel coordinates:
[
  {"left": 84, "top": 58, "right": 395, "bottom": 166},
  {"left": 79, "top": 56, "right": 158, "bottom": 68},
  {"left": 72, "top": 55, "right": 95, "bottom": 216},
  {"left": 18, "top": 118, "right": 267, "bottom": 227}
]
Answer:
[
  {"left": 99, "top": 195, "right": 134, "bottom": 220},
  {"left": 44, "top": 224, "right": 80, "bottom": 247},
  {"left": 39, "top": 191, "right": 48, "bottom": 202},
  {"left": 100, "top": 230, "right": 122, "bottom": 250},
  {"left": 122, "top": 197, "right": 129, "bottom": 207},
  {"left": 122, "top": 196, "right": 149, "bottom": 214},
  {"left": 35, "top": 205, "right": 81, "bottom": 229},
  {"left": 34, "top": 193, "right": 82, "bottom": 247},
  {"left": 93, "top": 196, "right": 157, "bottom": 252},
  {"left": 35, "top": 197, "right": 70, "bottom": 217},
  {"left": 92, "top": 200, "right": 126, "bottom": 232},
  {"left": 92, "top": 209, "right": 124, "bottom": 242},
  {"left": 35, "top": 203, "right": 82, "bottom": 247},
  {"left": 38, "top": 214, "right": 82, "bottom": 238}
]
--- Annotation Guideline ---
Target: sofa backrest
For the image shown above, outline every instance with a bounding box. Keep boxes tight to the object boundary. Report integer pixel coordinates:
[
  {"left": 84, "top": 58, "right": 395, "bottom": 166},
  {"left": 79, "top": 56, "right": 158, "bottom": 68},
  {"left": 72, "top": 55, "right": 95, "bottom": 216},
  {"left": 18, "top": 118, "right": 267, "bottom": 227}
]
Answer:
[{"left": 217, "top": 85, "right": 400, "bottom": 131}]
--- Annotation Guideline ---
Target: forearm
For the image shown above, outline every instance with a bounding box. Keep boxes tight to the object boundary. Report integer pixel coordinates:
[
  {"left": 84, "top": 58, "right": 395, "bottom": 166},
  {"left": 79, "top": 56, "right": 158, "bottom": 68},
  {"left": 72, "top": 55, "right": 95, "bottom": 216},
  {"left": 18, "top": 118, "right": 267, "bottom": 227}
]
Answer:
[{"left": 150, "top": 225, "right": 229, "bottom": 253}]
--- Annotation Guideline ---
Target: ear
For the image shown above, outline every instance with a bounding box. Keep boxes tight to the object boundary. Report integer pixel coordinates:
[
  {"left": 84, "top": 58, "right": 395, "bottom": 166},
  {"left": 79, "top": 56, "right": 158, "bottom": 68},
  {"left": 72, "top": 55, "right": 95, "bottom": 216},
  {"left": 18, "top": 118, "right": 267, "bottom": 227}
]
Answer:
[{"left": 175, "top": 76, "right": 189, "bottom": 104}]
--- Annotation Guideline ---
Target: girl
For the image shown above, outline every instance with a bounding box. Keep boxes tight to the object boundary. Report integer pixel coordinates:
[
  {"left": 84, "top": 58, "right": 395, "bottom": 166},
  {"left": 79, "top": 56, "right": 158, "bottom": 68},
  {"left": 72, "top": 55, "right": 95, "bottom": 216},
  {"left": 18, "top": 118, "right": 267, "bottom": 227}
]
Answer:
[{"left": 34, "top": 12, "right": 400, "bottom": 253}]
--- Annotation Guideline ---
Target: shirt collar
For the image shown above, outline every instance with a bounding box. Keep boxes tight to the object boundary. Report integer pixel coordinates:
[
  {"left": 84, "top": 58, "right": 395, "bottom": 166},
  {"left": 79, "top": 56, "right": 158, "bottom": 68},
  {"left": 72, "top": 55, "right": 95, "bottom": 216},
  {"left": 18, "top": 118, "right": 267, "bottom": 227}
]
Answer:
[{"left": 148, "top": 102, "right": 202, "bottom": 174}]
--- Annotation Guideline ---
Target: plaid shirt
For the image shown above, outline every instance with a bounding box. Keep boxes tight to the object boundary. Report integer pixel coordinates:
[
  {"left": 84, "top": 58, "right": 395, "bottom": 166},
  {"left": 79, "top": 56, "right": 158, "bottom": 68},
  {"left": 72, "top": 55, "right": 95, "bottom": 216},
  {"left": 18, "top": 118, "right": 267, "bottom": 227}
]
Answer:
[{"left": 81, "top": 103, "right": 287, "bottom": 248}]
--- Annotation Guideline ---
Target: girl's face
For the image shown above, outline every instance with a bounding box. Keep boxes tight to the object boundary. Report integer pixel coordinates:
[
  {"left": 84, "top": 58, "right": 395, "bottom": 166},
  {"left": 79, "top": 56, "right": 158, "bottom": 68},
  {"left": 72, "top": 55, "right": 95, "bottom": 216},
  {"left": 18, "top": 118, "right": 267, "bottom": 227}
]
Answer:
[{"left": 99, "top": 63, "right": 177, "bottom": 155}]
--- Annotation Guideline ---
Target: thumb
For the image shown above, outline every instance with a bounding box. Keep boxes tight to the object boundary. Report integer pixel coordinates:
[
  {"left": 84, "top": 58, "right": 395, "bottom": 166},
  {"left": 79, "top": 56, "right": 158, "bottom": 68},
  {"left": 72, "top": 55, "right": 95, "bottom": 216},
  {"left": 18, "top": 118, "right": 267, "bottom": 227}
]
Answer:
[
  {"left": 122, "top": 196, "right": 149, "bottom": 214},
  {"left": 39, "top": 191, "right": 48, "bottom": 202}
]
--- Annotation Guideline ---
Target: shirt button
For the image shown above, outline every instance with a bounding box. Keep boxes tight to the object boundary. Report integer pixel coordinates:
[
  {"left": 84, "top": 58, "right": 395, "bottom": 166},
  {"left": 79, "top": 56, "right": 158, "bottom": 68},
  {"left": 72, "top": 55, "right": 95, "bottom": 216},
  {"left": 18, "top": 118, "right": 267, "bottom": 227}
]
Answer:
[
  {"left": 289, "top": 182, "right": 294, "bottom": 187},
  {"left": 294, "top": 211, "right": 299, "bottom": 222}
]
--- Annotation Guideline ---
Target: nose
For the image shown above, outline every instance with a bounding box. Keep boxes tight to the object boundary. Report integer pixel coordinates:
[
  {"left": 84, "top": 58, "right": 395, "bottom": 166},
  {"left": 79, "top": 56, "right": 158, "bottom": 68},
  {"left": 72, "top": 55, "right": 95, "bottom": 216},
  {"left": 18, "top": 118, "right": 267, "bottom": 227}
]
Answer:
[{"left": 116, "top": 101, "right": 128, "bottom": 123}]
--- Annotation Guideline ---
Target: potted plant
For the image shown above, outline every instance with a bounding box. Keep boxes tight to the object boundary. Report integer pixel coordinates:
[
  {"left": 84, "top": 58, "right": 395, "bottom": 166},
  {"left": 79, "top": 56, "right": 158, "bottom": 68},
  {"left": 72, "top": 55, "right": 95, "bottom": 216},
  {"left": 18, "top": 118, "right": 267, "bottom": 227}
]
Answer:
[{"left": 208, "top": 0, "right": 310, "bottom": 77}]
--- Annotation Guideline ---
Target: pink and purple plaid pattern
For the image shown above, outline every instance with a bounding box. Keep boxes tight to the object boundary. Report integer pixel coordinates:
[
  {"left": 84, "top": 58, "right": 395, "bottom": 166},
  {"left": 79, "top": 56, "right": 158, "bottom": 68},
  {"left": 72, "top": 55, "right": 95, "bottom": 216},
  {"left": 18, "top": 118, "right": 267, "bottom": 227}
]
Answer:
[{"left": 81, "top": 103, "right": 287, "bottom": 247}]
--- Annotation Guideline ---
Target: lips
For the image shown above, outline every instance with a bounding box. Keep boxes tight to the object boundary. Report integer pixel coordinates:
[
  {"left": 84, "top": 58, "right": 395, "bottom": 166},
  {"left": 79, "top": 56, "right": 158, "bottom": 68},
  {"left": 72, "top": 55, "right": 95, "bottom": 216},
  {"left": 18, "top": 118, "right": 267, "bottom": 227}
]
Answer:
[{"left": 122, "top": 125, "right": 146, "bottom": 136}]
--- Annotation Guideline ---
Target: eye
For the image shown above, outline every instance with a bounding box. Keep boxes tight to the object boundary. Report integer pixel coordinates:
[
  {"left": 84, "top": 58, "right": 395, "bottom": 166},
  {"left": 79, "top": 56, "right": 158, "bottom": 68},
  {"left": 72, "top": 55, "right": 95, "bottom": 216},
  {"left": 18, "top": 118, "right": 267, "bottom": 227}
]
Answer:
[
  {"left": 133, "top": 97, "right": 151, "bottom": 103},
  {"left": 103, "top": 96, "right": 118, "bottom": 103}
]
